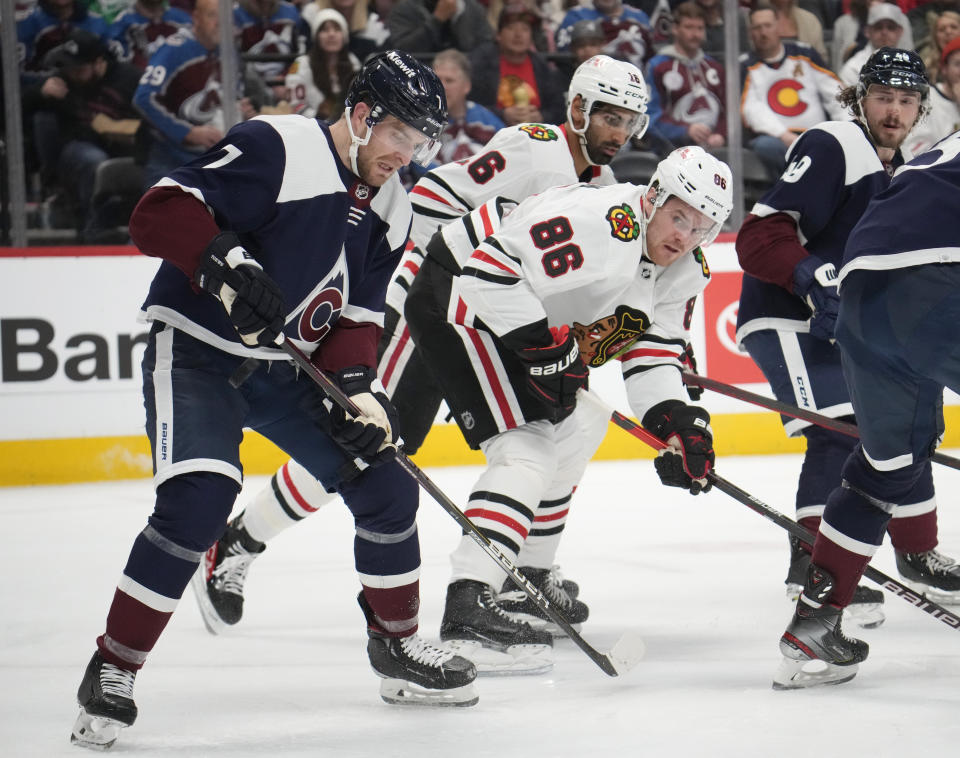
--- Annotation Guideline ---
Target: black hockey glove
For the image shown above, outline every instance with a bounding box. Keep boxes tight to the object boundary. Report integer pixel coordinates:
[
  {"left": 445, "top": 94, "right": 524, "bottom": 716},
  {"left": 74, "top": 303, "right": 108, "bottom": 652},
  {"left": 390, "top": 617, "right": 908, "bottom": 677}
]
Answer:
[
  {"left": 792, "top": 255, "right": 839, "bottom": 343},
  {"left": 195, "top": 232, "right": 285, "bottom": 348},
  {"left": 644, "top": 400, "right": 714, "bottom": 495},
  {"left": 517, "top": 326, "right": 589, "bottom": 419},
  {"left": 303, "top": 366, "right": 400, "bottom": 466}
]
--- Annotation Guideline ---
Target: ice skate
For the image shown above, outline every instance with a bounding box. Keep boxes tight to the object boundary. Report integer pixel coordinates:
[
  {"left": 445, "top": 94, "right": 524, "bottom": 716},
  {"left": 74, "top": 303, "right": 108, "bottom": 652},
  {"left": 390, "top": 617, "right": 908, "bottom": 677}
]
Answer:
[
  {"left": 501, "top": 564, "right": 580, "bottom": 600},
  {"left": 773, "top": 564, "right": 869, "bottom": 690},
  {"left": 70, "top": 652, "right": 137, "bottom": 750},
  {"left": 366, "top": 633, "right": 478, "bottom": 707},
  {"left": 190, "top": 518, "right": 264, "bottom": 634},
  {"left": 896, "top": 548, "right": 960, "bottom": 604},
  {"left": 498, "top": 566, "right": 589, "bottom": 636},
  {"left": 440, "top": 579, "right": 554, "bottom": 675},
  {"left": 785, "top": 536, "right": 884, "bottom": 628}
]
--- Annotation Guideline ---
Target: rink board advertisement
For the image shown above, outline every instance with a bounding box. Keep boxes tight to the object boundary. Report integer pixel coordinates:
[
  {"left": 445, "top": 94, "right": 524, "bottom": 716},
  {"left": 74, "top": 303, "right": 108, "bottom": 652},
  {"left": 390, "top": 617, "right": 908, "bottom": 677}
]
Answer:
[{"left": 2, "top": 241, "right": 956, "bottom": 485}]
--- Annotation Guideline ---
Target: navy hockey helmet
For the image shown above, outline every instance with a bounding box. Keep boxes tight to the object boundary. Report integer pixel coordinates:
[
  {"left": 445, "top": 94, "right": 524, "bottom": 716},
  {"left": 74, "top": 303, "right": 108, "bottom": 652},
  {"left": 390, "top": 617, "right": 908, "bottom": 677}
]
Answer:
[
  {"left": 344, "top": 50, "right": 448, "bottom": 168},
  {"left": 857, "top": 47, "right": 930, "bottom": 103}
]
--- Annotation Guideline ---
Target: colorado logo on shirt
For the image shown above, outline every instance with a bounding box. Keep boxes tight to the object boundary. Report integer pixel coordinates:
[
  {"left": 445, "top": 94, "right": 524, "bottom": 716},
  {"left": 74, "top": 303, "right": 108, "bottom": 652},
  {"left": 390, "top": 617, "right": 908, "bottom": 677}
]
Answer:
[{"left": 767, "top": 79, "right": 807, "bottom": 117}]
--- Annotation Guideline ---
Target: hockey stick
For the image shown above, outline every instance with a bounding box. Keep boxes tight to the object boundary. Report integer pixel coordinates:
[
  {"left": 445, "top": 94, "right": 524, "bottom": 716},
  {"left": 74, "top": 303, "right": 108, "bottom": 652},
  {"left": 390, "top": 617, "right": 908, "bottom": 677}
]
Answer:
[
  {"left": 681, "top": 372, "right": 960, "bottom": 472},
  {"left": 578, "top": 391, "right": 960, "bottom": 634},
  {"left": 280, "top": 338, "right": 645, "bottom": 676}
]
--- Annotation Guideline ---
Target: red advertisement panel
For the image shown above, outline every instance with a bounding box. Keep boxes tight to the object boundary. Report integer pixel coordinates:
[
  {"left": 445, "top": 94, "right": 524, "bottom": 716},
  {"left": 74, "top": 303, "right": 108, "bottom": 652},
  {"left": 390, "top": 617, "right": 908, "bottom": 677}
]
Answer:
[{"left": 701, "top": 270, "right": 766, "bottom": 384}]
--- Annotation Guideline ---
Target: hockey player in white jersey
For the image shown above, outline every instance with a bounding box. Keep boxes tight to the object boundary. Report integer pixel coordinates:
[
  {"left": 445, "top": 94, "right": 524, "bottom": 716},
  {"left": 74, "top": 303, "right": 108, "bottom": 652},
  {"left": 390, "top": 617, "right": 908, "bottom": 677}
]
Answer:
[
  {"left": 191, "top": 56, "right": 652, "bottom": 658},
  {"left": 405, "top": 146, "right": 733, "bottom": 672}
]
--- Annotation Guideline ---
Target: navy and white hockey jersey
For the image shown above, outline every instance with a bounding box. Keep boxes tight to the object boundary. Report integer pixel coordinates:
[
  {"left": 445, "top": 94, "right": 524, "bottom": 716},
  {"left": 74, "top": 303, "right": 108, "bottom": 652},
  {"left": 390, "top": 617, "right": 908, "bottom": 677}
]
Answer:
[
  {"left": 736, "top": 120, "right": 902, "bottom": 341},
  {"left": 842, "top": 130, "right": 960, "bottom": 279},
  {"left": 133, "top": 116, "right": 411, "bottom": 366}
]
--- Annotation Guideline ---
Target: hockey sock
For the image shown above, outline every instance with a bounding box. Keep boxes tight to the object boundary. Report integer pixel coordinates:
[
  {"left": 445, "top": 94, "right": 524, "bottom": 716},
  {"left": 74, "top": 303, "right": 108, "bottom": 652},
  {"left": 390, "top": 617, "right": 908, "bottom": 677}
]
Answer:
[
  {"left": 796, "top": 426, "right": 855, "bottom": 526},
  {"left": 359, "top": 582, "right": 420, "bottom": 637},
  {"left": 886, "top": 459, "right": 938, "bottom": 553},
  {"left": 240, "top": 460, "right": 338, "bottom": 544},
  {"left": 100, "top": 472, "right": 238, "bottom": 669},
  {"left": 516, "top": 490, "right": 573, "bottom": 569}
]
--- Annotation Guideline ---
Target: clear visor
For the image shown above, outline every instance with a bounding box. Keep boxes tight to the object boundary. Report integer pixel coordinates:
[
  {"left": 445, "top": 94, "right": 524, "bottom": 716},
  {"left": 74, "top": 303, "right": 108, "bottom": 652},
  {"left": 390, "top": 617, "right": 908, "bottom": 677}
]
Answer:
[
  {"left": 660, "top": 202, "right": 721, "bottom": 249},
  {"left": 593, "top": 107, "right": 649, "bottom": 138},
  {"left": 369, "top": 119, "right": 442, "bottom": 167}
]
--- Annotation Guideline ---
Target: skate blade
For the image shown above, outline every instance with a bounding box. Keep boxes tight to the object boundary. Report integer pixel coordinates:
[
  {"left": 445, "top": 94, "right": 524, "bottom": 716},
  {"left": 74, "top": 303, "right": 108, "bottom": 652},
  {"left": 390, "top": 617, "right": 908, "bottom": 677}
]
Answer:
[
  {"left": 70, "top": 708, "right": 127, "bottom": 750},
  {"left": 844, "top": 602, "right": 885, "bottom": 629},
  {"left": 440, "top": 639, "right": 553, "bottom": 676},
  {"left": 188, "top": 565, "right": 230, "bottom": 636},
  {"left": 378, "top": 678, "right": 478, "bottom": 707},
  {"left": 502, "top": 610, "right": 582, "bottom": 638},
  {"left": 900, "top": 578, "right": 960, "bottom": 605},
  {"left": 771, "top": 657, "right": 858, "bottom": 690}
]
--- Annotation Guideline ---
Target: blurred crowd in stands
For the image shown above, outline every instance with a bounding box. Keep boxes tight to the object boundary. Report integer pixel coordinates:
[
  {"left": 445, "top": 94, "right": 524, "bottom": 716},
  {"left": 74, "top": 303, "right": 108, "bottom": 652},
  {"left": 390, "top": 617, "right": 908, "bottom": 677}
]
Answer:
[{"left": 4, "top": 0, "right": 960, "bottom": 243}]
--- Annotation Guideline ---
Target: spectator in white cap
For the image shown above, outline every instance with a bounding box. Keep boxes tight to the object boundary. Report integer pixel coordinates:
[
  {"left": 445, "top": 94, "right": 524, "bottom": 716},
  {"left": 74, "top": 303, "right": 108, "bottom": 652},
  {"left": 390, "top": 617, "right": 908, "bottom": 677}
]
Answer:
[
  {"left": 285, "top": 7, "right": 361, "bottom": 119},
  {"left": 840, "top": 2, "right": 908, "bottom": 85}
]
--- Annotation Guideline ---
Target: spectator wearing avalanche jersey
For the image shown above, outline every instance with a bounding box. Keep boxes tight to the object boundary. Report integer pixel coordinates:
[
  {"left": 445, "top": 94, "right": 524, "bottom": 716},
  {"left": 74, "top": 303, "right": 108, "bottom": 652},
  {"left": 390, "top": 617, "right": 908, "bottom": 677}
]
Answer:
[
  {"left": 134, "top": 0, "right": 256, "bottom": 189},
  {"left": 646, "top": 2, "right": 726, "bottom": 155},
  {"left": 740, "top": 4, "right": 843, "bottom": 180},
  {"left": 554, "top": 0, "right": 653, "bottom": 72},
  {"left": 17, "top": 0, "right": 109, "bottom": 72},
  {"left": 108, "top": 0, "right": 192, "bottom": 72},
  {"left": 234, "top": 0, "right": 304, "bottom": 96},
  {"left": 432, "top": 49, "right": 504, "bottom": 164}
]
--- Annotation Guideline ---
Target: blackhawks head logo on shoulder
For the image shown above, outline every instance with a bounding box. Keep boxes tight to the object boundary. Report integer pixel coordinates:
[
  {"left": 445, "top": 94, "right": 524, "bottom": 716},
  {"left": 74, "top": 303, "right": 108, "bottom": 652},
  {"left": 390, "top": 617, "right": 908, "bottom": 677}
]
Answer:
[
  {"left": 606, "top": 204, "right": 640, "bottom": 242},
  {"left": 519, "top": 124, "right": 558, "bottom": 141}
]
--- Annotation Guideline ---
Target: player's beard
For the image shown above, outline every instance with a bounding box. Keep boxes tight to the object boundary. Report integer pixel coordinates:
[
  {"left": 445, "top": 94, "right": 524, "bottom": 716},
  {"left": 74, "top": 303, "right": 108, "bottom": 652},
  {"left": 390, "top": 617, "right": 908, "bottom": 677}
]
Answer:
[{"left": 585, "top": 137, "right": 622, "bottom": 165}]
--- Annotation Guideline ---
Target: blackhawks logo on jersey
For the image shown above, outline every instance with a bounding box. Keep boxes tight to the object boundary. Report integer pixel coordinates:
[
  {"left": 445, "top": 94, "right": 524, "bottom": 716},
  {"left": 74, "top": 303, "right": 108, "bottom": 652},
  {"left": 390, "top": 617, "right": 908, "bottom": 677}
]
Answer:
[
  {"left": 693, "top": 247, "right": 710, "bottom": 278},
  {"left": 606, "top": 204, "right": 639, "bottom": 242},
  {"left": 519, "top": 124, "right": 558, "bottom": 141},
  {"left": 572, "top": 305, "right": 650, "bottom": 368}
]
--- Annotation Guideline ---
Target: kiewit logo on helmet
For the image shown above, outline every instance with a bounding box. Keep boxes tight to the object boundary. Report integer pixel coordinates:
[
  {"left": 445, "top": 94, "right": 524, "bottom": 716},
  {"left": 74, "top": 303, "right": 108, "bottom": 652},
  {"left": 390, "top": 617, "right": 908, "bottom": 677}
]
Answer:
[{"left": 386, "top": 51, "right": 416, "bottom": 78}]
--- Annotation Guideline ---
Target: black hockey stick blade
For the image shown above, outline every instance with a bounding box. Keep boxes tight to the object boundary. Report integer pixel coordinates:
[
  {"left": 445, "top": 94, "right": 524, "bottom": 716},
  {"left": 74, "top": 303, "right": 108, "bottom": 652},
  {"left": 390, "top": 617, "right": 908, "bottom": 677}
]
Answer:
[
  {"left": 586, "top": 392, "right": 960, "bottom": 634},
  {"left": 682, "top": 372, "right": 960, "bottom": 472},
  {"left": 280, "top": 338, "right": 644, "bottom": 676}
]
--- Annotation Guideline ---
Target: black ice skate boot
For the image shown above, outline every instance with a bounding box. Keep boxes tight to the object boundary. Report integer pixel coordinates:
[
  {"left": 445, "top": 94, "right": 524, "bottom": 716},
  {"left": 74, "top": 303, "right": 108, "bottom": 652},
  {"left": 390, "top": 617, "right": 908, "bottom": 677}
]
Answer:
[
  {"left": 785, "top": 535, "right": 884, "bottom": 628},
  {"left": 70, "top": 652, "right": 137, "bottom": 750},
  {"left": 501, "top": 564, "right": 580, "bottom": 600},
  {"left": 190, "top": 517, "right": 265, "bottom": 634},
  {"left": 359, "top": 592, "right": 478, "bottom": 707},
  {"left": 440, "top": 579, "right": 554, "bottom": 675},
  {"left": 773, "top": 564, "right": 869, "bottom": 690},
  {"left": 497, "top": 566, "right": 589, "bottom": 636},
  {"left": 896, "top": 548, "right": 960, "bottom": 604}
]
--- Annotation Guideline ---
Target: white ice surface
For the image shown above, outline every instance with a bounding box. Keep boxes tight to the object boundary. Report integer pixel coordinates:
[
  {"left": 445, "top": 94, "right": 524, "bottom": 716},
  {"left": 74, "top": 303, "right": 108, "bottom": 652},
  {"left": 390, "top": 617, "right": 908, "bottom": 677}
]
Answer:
[{"left": 3, "top": 453, "right": 960, "bottom": 757}]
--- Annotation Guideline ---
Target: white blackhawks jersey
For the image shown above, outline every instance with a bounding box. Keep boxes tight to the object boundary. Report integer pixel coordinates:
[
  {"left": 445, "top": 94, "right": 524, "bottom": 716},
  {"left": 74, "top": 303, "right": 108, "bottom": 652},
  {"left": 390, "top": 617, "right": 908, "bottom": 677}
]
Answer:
[
  {"left": 386, "top": 123, "right": 614, "bottom": 311},
  {"left": 452, "top": 182, "right": 712, "bottom": 421}
]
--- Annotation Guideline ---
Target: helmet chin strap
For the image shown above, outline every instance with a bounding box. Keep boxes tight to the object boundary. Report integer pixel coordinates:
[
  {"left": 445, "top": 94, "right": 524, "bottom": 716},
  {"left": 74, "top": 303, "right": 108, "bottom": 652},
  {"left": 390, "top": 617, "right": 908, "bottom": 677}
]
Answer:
[
  {"left": 344, "top": 106, "right": 374, "bottom": 176},
  {"left": 567, "top": 101, "right": 599, "bottom": 167}
]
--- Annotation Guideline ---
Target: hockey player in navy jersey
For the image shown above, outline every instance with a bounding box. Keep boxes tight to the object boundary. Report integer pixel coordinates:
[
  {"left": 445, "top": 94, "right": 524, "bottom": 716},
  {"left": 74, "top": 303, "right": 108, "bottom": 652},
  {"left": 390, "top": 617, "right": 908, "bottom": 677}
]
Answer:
[
  {"left": 191, "top": 55, "right": 652, "bottom": 672},
  {"left": 734, "top": 48, "right": 960, "bottom": 688},
  {"left": 775, "top": 128, "right": 960, "bottom": 688},
  {"left": 68, "top": 51, "right": 482, "bottom": 751},
  {"left": 407, "top": 146, "right": 731, "bottom": 673}
]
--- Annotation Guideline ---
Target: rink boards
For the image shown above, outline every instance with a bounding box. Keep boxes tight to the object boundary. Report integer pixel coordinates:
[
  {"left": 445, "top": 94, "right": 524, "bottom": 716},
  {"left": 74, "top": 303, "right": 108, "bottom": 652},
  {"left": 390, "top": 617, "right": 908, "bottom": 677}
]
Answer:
[{"left": 2, "top": 240, "right": 957, "bottom": 486}]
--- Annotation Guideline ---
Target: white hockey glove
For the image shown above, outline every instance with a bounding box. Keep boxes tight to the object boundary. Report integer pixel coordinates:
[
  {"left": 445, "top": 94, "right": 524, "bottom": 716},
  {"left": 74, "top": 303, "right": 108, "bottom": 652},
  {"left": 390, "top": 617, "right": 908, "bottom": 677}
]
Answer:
[{"left": 195, "top": 232, "right": 285, "bottom": 347}]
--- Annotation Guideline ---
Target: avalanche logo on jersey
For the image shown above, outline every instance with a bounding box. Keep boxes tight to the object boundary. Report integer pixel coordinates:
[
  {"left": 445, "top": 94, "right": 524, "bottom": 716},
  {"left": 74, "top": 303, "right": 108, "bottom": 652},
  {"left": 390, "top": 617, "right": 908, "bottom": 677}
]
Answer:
[
  {"left": 606, "top": 203, "right": 640, "bottom": 241},
  {"left": 294, "top": 256, "right": 348, "bottom": 344},
  {"left": 519, "top": 124, "right": 558, "bottom": 141},
  {"left": 573, "top": 305, "right": 649, "bottom": 367}
]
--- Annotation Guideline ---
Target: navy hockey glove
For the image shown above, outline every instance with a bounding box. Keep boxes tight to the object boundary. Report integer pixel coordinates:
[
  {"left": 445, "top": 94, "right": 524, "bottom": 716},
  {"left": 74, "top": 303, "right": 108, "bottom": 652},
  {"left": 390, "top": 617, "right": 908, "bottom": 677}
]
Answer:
[
  {"left": 195, "top": 232, "right": 285, "bottom": 348},
  {"left": 304, "top": 366, "right": 400, "bottom": 465},
  {"left": 517, "top": 326, "right": 589, "bottom": 419},
  {"left": 644, "top": 400, "right": 714, "bottom": 495},
  {"left": 792, "top": 255, "right": 839, "bottom": 343}
]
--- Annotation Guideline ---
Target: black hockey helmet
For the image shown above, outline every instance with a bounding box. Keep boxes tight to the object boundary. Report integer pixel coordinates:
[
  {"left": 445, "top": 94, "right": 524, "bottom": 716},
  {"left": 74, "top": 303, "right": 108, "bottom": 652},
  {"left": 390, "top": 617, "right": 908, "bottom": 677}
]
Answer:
[
  {"left": 345, "top": 50, "right": 448, "bottom": 165},
  {"left": 857, "top": 47, "right": 930, "bottom": 101}
]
